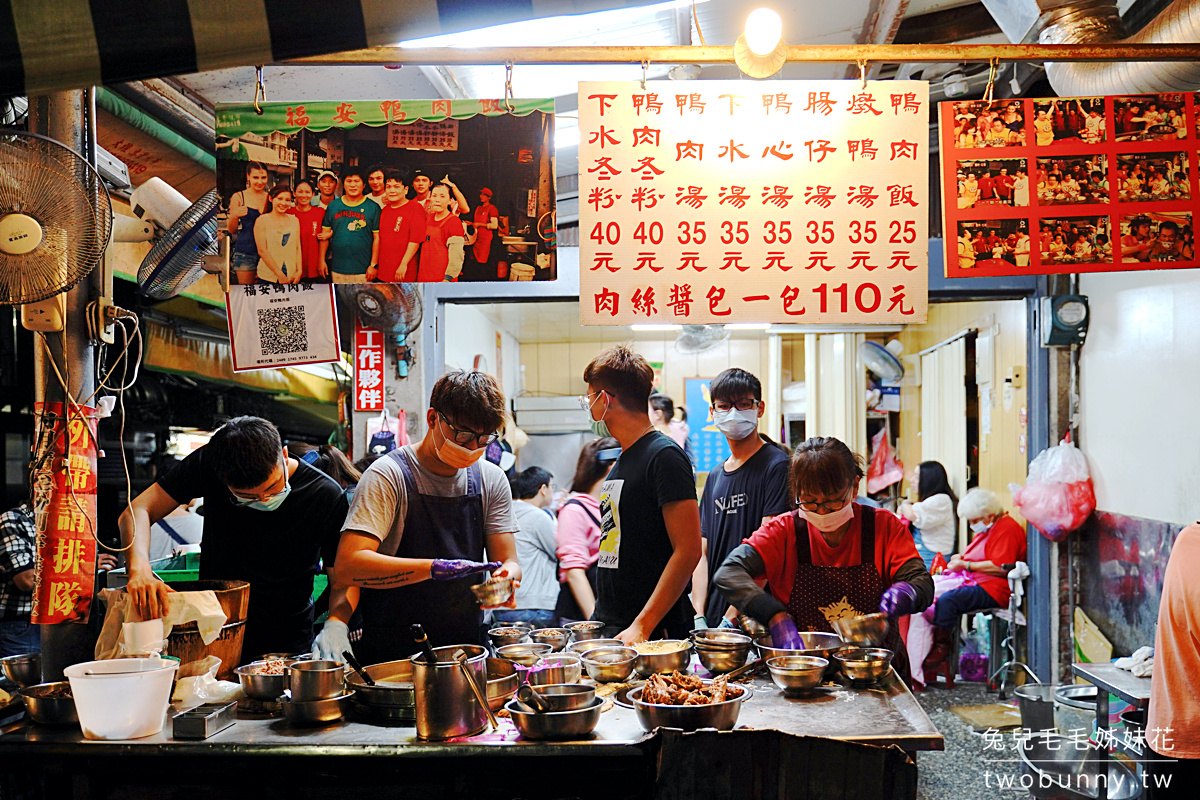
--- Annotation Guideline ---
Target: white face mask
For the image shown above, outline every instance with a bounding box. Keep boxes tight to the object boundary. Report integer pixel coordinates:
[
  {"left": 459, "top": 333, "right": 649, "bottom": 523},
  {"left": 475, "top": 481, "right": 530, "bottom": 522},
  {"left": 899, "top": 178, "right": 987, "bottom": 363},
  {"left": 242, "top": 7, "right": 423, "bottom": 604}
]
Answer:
[
  {"left": 970, "top": 520, "right": 991, "bottom": 534},
  {"left": 801, "top": 502, "right": 855, "bottom": 533},
  {"left": 712, "top": 408, "right": 758, "bottom": 440}
]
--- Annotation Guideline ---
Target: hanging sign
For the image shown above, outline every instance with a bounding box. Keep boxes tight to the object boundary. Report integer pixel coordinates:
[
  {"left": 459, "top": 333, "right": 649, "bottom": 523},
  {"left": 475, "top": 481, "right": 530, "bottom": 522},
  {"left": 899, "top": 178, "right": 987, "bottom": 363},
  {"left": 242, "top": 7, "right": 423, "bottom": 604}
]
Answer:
[
  {"left": 940, "top": 92, "right": 1200, "bottom": 276},
  {"left": 226, "top": 282, "right": 341, "bottom": 371},
  {"left": 387, "top": 119, "right": 459, "bottom": 150},
  {"left": 578, "top": 80, "right": 929, "bottom": 325},
  {"left": 354, "top": 320, "right": 386, "bottom": 411},
  {"left": 31, "top": 403, "right": 100, "bottom": 625}
]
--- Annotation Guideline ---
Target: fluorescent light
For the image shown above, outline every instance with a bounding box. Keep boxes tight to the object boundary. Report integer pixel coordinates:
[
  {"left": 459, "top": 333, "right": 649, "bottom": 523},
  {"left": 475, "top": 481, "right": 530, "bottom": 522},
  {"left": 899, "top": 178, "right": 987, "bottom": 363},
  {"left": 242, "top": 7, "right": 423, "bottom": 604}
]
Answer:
[
  {"left": 726, "top": 323, "right": 771, "bottom": 331},
  {"left": 630, "top": 324, "right": 682, "bottom": 332}
]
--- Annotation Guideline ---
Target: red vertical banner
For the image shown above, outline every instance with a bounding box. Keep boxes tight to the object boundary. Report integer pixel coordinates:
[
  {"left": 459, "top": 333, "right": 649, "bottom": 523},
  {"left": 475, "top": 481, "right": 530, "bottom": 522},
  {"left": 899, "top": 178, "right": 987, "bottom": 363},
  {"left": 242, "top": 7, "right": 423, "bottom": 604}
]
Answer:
[
  {"left": 354, "top": 320, "right": 385, "bottom": 412},
  {"left": 31, "top": 402, "right": 99, "bottom": 625}
]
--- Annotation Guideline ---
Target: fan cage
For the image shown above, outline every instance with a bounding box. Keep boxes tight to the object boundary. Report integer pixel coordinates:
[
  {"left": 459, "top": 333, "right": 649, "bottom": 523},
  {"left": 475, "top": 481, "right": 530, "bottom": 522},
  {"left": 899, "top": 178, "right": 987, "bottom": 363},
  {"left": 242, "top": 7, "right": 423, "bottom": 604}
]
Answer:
[{"left": 138, "top": 190, "right": 219, "bottom": 300}]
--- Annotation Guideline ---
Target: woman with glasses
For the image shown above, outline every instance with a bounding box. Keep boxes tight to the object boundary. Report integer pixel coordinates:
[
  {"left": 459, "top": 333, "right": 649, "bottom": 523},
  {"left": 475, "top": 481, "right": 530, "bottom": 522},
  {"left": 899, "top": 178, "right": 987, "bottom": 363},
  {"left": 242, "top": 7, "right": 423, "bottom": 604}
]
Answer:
[
  {"left": 714, "top": 436, "right": 933, "bottom": 685},
  {"left": 330, "top": 371, "right": 523, "bottom": 660}
]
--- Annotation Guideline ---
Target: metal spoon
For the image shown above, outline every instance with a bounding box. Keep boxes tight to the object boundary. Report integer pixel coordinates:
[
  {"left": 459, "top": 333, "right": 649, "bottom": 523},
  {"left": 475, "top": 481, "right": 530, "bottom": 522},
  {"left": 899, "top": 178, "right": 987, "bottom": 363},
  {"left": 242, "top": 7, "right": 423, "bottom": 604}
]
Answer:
[{"left": 517, "top": 683, "right": 551, "bottom": 713}]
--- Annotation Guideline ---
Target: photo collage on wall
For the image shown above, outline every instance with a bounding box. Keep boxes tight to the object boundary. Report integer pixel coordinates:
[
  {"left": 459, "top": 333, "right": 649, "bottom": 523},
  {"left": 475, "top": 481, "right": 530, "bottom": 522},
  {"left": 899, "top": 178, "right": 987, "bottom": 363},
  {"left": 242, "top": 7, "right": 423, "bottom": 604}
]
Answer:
[{"left": 940, "top": 93, "right": 1199, "bottom": 276}]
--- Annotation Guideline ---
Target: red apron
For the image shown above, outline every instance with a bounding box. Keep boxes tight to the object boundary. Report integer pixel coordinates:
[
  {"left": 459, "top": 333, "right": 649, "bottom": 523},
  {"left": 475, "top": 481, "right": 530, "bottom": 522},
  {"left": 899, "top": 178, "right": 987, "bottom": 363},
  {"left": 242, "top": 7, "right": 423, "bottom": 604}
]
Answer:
[
  {"left": 472, "top": 203, "right": 496, "bottom": 265},
  {"left": 785, "top": 506, "right": 912, "bottom": 685}
]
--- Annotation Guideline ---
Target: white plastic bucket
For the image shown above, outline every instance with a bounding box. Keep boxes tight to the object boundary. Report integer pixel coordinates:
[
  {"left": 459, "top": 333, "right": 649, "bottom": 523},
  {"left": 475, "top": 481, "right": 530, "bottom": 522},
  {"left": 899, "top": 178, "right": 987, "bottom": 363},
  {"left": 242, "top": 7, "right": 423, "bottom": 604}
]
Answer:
[{"left": 65, "top": 657, "right": 178, "bottom": 740}]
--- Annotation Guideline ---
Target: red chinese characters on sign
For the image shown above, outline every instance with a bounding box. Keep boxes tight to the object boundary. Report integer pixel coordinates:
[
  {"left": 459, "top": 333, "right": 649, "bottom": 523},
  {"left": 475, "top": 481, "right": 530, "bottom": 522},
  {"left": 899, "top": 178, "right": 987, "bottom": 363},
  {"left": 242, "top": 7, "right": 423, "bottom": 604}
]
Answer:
[
  {"left": 354, "top": 320, "right": 385, "bottom": 411},
  {"left": 31, "top": 403, "right": 99, "bottom": 625}
]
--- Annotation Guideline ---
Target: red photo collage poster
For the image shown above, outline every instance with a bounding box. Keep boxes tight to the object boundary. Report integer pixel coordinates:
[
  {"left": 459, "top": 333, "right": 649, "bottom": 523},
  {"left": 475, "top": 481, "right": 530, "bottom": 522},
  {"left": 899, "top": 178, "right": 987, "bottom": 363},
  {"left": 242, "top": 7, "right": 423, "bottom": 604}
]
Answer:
[{"left": 940, "top": 93, "right": 1199, "bottom": 277}]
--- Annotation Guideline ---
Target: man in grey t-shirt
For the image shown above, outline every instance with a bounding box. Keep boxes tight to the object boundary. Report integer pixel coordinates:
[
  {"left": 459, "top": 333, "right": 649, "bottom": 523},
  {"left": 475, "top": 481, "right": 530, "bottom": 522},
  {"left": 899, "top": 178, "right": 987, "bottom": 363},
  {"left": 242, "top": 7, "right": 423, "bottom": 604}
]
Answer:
[
  {"left": 496, "top": 467, "right": 560, "bottom": 629},
  {"left": 321, "top": 371, "right": 521, "bottom": 661}
]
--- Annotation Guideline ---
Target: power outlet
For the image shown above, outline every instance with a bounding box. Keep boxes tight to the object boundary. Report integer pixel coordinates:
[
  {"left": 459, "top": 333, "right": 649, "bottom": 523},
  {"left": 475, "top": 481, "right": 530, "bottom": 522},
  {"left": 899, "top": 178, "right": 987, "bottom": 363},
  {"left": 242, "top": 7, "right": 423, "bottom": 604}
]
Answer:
[{"left": 21, "top": 293, "right": 66, "bottom": 332}]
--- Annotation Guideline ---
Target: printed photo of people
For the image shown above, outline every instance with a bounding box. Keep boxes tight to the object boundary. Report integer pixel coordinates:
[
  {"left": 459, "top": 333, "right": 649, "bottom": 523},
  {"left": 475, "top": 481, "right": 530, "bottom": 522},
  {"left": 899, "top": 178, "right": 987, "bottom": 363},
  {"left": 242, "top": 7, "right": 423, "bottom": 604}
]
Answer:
[
  {"left": 216, "top": 99, "right": 556, "bottom": 285},
  {"left": 956, "top": 219, "right": 1030, "bottom": 270},
  {"left": 1034, "top": 155, "right": 1108, "bottom": 205},
  {"left": 950, "top": 100, "right": 1025, "bottom": 148},
  {"left": 1113, "top": 94, "right": 1187, "bottom": 142},
  {"left": 955, "top": 158, "right": 1028, "bottom": 208},
  {"left": 1115, "top": 152, "right": 1190, "bottom": 202},
  {"left": 1030, "top": 98, "right": 1106, "bottom": 146},
  {"left": 1120, "top": 213, "right": 1194, "bottom": 262},
  {"left": 1038, "top": 217, "right": 1112, "bottom": 265}
]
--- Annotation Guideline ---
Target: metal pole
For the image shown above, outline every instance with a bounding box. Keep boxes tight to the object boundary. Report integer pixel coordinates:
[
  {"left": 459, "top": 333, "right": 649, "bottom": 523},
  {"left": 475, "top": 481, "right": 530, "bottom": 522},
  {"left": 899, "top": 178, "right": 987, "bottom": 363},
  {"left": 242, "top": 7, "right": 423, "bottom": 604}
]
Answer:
[
  {"left": 28, "top": 90, "right": 102, "bottom": 681},
  {"left": 286, "top": 42, "right": 1200, "bottom": 67}
]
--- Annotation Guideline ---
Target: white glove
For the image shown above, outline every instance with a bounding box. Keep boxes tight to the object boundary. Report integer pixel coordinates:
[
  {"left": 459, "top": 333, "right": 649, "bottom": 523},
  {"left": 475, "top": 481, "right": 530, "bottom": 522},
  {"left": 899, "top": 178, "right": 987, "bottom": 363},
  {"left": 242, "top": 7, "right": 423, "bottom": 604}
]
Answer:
[{"left": 312, "top": 619, "right": 352, "bottom": 664}]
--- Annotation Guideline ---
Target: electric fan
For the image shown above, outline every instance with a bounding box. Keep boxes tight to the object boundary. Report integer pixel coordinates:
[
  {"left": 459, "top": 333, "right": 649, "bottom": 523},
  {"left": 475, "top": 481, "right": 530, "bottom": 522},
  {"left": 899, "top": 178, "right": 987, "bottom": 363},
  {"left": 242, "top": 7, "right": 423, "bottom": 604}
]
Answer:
[
  {"left": 674, "top": 325, "right": 731, "bottom": 355},
  {"left": 859, "top": 340, "right": 905, "bottom": 382},
  {"left": 132, "top": 178, "right": 221, "bottom": 300},
  {"left": 0, "top": 130, "right": 112, "bottom": 305},
  {"left": 352, "top": 284, "right": 423, "bottom": 335}
]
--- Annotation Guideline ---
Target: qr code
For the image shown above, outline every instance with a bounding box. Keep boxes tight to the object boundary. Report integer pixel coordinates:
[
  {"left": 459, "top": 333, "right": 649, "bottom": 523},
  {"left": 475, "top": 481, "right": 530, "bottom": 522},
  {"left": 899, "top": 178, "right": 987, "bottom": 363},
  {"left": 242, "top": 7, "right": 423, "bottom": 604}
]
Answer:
[{"left": 257, "top": 306, "right": 308, "bottom": 355}]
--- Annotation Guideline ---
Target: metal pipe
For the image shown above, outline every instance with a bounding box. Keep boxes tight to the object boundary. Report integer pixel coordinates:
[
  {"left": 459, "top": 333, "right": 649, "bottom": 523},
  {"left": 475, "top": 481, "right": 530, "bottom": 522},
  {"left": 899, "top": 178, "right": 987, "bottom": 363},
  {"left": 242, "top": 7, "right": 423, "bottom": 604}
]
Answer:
[{"left": 286, "top": 42, "right": 1200, "bottom": 66}]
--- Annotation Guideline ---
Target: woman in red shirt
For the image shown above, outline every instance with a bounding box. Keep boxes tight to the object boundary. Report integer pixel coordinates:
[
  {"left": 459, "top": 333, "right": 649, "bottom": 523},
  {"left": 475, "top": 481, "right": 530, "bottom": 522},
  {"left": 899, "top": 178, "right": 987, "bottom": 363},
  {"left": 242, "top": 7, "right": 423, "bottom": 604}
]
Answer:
[
  {"left": 288, "top": 180, "right": 326, "bottom": 281},
  {"left": 714, "top": 437, "right": 933, "bottom": 685}
]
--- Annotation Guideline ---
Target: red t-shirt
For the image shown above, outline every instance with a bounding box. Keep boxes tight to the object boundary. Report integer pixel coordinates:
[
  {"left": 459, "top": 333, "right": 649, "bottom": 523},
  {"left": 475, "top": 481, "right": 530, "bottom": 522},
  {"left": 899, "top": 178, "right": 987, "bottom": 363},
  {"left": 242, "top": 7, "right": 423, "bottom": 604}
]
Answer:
[
  {"left": 288, "top": 206, "right": 325, "bottom": 280},
  {"left": 961, "top": 514, "right": 1027, "bottom": 606},
  {"left": 377, "top": 202, "right": 426, "bottom": 282},
  {"left": 743, "top": 505, "right": 920, "bottom": 607},
  {"left": 417, "top": 213, "right": 466, "bottom": 282}
]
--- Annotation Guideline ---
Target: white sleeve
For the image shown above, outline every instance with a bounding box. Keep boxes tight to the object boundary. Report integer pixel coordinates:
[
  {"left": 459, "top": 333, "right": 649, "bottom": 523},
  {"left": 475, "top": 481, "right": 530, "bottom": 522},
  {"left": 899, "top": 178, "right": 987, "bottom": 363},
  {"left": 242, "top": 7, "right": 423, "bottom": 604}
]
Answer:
[{"left": 911, "top": 493, "right": 953, "bottom": 531}]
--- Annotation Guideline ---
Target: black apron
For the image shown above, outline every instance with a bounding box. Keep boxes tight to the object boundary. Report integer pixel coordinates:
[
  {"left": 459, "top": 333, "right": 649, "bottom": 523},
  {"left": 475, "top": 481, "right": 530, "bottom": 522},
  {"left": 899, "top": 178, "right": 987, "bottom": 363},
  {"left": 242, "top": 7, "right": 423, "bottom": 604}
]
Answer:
[
  {"left": 785, "top": 506, "right": 911, "bottom": 686},
  {"left": 554, "top": 500, "right": 600, "bottom": 623},
  {"left": 355, "top": 448, "right": 486, "bottom": 664}
]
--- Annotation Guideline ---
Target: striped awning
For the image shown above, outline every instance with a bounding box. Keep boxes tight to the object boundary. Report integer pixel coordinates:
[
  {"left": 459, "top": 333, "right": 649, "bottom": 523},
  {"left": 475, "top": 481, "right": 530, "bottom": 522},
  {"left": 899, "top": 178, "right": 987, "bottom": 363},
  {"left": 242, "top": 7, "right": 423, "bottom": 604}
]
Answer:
[{"left": 0, "top": 0, "right": 651, "bottom": 98}]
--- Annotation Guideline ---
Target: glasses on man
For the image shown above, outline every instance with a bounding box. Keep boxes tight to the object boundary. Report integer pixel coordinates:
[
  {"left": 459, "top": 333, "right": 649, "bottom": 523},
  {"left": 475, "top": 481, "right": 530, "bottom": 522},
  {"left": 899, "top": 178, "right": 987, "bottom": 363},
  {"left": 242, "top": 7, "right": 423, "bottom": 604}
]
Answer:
[
  {"left": 439, "top": 413, "right": 500, "bottom": 449},
  {"left": 577, "top": 391, "right": 604, "bottom": 411},
  {"left": 797, "top": 493, "right": 853, "bottom": 514},
  {"left": 711, "top": 398, "right": 760, "bottom": 413}
]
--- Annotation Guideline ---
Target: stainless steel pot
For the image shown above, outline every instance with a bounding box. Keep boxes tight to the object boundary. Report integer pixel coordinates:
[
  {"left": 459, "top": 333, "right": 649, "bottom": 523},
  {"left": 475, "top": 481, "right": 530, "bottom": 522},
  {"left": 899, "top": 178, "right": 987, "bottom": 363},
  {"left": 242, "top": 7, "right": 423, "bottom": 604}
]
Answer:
[
  {"left": 348, "top": 659, "right": 415, "bottom": 709},
  {"left": 410, "top": 644, "right": 488, "bottom": 740}
]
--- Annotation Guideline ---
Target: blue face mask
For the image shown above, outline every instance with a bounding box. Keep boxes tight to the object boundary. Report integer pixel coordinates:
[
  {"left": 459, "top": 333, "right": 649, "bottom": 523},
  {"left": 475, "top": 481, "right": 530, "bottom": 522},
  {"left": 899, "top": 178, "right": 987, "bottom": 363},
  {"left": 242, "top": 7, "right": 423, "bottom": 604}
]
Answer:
[{"left": 233, "top": 466, "right": 292, "bottom": 512}]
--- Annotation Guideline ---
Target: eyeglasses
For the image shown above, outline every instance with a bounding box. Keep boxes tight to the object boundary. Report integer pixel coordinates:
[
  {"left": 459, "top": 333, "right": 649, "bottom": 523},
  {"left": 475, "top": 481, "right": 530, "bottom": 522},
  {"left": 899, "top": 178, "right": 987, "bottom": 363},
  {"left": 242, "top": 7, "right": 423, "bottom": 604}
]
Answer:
[
  {"left": 712, "top": 399, "right": 760, "bottom": 413},
  {"left": 439, "top": 413, "right": 499, "bottom": 449},
  {"left": 578, "top": 391, "right": 604, "bottom": 411},
  {"left": 231, "top": 461, "right": 289, "bottom": 504},
  {"left": 797, "top": 493, "right": 853, "bottom": 514}
]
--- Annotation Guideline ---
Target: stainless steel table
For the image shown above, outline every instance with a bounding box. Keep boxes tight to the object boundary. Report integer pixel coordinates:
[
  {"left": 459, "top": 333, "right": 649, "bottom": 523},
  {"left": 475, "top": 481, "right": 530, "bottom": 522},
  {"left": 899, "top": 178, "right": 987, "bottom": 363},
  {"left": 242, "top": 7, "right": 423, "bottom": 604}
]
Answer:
[{"left": 1071, "top": 662, "right": 1154, "bottom": 800}]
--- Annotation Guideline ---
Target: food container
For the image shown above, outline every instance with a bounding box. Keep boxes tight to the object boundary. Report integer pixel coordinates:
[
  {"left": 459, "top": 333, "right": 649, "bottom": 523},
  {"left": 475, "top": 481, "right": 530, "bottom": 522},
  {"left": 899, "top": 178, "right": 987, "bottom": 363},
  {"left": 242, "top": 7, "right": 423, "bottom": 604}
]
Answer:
[
  {"left": 757, "top": 631, "right": 846, "bottom": 677},
  {"left": 581, "top": 646, "right": 637, "bottom": 683},
  {"left": 832, "top": 613, "right": 889, "bottom": 647},
  {"left": 0, "top": 654, "right": 41, "bottom": 687},
  {"left": 633, "top": 640, "right": 692, "bottom": 677},
  {"left": 171, "top": 701, "right": 237, "bottom": 739},
  {"left": 1019, "top": 733, "right": 1141, "bottom": 800},
  {"left": 565, "top": 621, "right": 606, "bottom": 642},
  {"left": 766, "top": 656, "right": 828, "bottom": 695},
  {"left": 568, "top": 638, "right": 623, "bottom": 657},
  {"left": 693, "top": 631, "right": 753, "bottom": 674},
  {"left": 528, "top": 653, "right": 583, "bottom": 686},
  {"left": 690, "top": 629, "right": 753, "bottom": 648},
  {"left": 497, "top": 642, "right": 554, "bottom": 666},
  {"left": 64, "top": 657, "right": 178, "bottom": 740},
  {"left": 235, "top": 662, "right": 289, "bottom": 701},
  {"left": 505, "top": 697, "right": 603, "bottom": 740},
  {"left": 288, "top": 659, "right": 345, "bottom": 701},
  {"left": 1014, "top": 683, "right": 1058, "bottom": 733},
  {"left": 530, "top": 627, "right": 570, "bottom": 651},
  {"left": 348, "top": 659, "right": 415, "bottom": 710},
  {"left": 485, "top": 657, "right": 520, "bottom": 712},
  {"left": 19, "top": 682, "right": 78, "bottom": 726},
  {"left": 527, "top": 683, "right": 596, "bottom": 711},
  {"left": 410, "top": 644, "right": 489, "bottom": 741},
  {"left": 280, "top": 691, "right": 355, "bottom": 726},
  {"left": 486, "top": 626, "right": 530, "bottom": 651},
  {"left": 629, "top": 683, "right": 752, "bottom": 732},
  {"left": 833, "top": 648, "right": 894, "bottom": 684},
  {"left": 469, "top": 577, "right": 514, "bottom": 607}
]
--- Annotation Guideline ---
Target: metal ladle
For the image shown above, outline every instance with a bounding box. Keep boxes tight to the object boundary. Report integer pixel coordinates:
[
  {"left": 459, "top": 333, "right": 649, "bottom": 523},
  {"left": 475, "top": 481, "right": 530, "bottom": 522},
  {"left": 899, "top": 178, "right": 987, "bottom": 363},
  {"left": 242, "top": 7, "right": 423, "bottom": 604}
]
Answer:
[
  {"left": 453, "top": 649, "right": 498, "bottom": 731},
  {"left": 517, "top": 683, "right": 551, "bottom": 713}
]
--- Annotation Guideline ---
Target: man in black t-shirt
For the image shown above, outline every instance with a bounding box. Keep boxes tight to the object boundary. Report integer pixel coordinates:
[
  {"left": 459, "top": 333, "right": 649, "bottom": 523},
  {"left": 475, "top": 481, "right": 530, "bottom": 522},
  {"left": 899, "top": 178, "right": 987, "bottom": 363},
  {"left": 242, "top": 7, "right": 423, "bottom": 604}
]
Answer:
[
  {"left": 119, "top": 417, "right": 350, "bottom": 663},
  {"left": 581, "top": 346, "right": 700, "bottom": 643},
  {"left": 693, "top": 368, "right": 791, "bottom": 627}
]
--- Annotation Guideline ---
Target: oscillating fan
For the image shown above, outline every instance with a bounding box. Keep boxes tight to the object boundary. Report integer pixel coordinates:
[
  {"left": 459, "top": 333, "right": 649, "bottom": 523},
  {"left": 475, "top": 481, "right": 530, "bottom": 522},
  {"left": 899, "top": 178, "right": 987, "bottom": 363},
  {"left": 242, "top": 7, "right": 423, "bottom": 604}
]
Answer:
[
  {"left": 352, "top": 284, "right": 423, "bottom": 334},
  {"left": 132, "top": 177, "right": 221, "bottom": 300},
  {"left": 859, "top": 340, "right": 905, "bottom": 382},
  {"left": 674, "top": 325, "right": 731, "bottom": 355},
  {"left": 0, "top": 130, "right": 112, "bottom": 308}
]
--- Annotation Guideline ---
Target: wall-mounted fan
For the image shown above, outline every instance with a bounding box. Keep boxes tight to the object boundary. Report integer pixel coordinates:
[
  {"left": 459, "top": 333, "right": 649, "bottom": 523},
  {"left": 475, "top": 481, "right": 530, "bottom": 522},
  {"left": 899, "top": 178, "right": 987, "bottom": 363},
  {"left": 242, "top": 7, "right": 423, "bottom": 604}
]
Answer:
[
  {"left": 675, "top": 325, "right": 731, "bottom": 355},
  {"left": 352, "top": 284, "right": 423, "bottom": 335},
  {"left": 130, "top": 178, "right": 222, "bottom": 300},
  {"left": 860, "top": 340, "right": 905, "bottom": 382}
]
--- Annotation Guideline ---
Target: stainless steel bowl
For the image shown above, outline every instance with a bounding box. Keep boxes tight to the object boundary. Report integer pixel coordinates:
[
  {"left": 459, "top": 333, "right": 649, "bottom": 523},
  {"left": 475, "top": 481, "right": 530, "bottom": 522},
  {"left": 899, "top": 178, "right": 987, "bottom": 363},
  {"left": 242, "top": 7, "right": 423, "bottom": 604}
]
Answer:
[
  {"left": 694, "top": 643, "right": 751, "bottom": 674},
  {"left": 486, "top": 626, "right": 530, "bottom": 651},
  {"left": 287, "top": 659, "right": 346, "bottom": 701},
  {"left": 279, "top": 690, "right": 355, "bottom": 725},
  {"left": 505, "top": 696, "right": 603, "bottom": 740},
  {"left": 767, "top": 656, "right": 829, "bottom": 695},
  {"left": 469, "top": 577, "right": 514, "bottom": 606},
  {"left": 757, "top": 631, "right": 846, "bottom": 677},
  {"left": 690, "top": 629, "right": 753, "bottom": 649},
  {"left": 834, "top": 647, "right": 893, "bottom": 683},
  {"left": 633, "top": 640, "right": 692, "bottom": 677},
  {"left": 485, "top": 657, "right": 520, "bottom": 712},
  {"left": 0, "top": 654, "right": 41, "bottom": 688},
  {"left": 496, "top": 642, "right": 553, "bottom": 666},
  {"left": 629, "top": 683, "right": 752, "bottom": 732},
  {"left": 580, "top": 646, "right": 637, "bottom": 683},
  {"left": 568, "top": 638, "right": 622, "bottom": 656},
  {"left": 235, "top": 662, "right": 289, "bottom": 701},
  {"left": 565, "top": 621, "right": 606, "bottom": 642},
  {"left": 261, "top": 652, "right": 312, "bottom": 663},
  {"left": 528, "top": 683, "right": 596, "bottom": 711},
  {"left": 529, "top": 628, "right": 570, "bottom": 651},
  {"left": 347, "top": 659, "right": 415, "bottom": 709},
  {"left": 19, "top": 682, "right": 78, "bottom": 725},
  {"left": 832, "top": 613, "right": 889, "bottom": 647},
  {"left": 528, "top": 653, "right": 583, "bottom": 686}
]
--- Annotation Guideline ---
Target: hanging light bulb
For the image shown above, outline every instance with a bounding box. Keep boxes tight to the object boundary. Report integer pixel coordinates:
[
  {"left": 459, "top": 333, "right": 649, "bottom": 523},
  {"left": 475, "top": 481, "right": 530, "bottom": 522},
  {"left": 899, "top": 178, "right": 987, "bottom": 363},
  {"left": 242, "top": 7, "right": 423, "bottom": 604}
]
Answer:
[{"left": 744, "top": 8, "right": 782, "bottom": 57}]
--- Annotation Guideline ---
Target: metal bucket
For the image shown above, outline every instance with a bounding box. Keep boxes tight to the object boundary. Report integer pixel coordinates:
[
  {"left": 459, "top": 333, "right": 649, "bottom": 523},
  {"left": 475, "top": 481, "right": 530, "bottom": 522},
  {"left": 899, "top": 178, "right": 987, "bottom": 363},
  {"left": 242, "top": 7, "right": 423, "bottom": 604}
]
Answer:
[
  {"left": 410, "top": 644, "right": 488, "bottom": 741},
  {"left": 1054, "top": 684, "right": 1097, "bottom": 736},
  {"left": 1014, "top": 683, "right": 1058, "bottom": 732},
  {"left": 1019, "top": 733, "right": 1141, "bottom": 799}
]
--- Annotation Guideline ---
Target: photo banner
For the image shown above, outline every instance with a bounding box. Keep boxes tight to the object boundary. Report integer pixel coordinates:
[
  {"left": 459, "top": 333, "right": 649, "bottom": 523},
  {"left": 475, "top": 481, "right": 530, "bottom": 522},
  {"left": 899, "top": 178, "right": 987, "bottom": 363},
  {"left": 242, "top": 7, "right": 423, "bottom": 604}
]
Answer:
[
  {"left": 226, "top": 282, "right": 341, "bottom": 372},
  {"left": 579, "top": 80, "right": 929, "bottom": 325},
  {"left": 941, "top": 92, "right": 1200, "bottom": 276}
]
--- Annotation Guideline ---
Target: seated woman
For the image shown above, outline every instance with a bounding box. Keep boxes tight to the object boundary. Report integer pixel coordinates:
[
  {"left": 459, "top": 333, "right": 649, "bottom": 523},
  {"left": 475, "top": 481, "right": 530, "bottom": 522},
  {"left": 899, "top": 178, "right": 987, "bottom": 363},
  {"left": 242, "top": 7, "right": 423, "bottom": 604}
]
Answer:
[
  {"left": 714, "top": 437, "right": 933, "bottom": 686},
  {"left": 906, "top": 487, "right": 1028, "bottom": 689},
  {"left": 898, "top": 461, "right": 958, "bottom": 569}
]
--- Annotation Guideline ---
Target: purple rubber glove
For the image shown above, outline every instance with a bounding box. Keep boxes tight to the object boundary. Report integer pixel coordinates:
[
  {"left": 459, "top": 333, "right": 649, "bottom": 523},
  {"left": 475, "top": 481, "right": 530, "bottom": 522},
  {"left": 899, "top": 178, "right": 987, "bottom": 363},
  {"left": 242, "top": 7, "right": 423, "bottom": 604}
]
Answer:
[
  {"left": 879, "top": 581, "right": 919, "bottom": 618},
  {"left": 769, "top": 615, "right": 802, "bottom": 650},
  {"left": 430, "top": 559, "right": 502, "bottom": 581}
]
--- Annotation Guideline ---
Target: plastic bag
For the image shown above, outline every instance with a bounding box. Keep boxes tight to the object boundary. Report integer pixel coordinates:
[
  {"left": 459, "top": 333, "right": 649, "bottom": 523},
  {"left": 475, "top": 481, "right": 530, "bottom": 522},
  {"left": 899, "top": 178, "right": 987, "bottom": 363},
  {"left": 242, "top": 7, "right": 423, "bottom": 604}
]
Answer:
[
  {"left": 866, "top": 428, "right": 904, "bottom": 494},
  {"left": 172, "top": 655, "right": 244, "bottom": 709},
  {"left": 1009, "top": 440, "right": 1095, "bottom": 542},
  {"left": 366, "top": 407, "right": 408, "bottom": 452}
]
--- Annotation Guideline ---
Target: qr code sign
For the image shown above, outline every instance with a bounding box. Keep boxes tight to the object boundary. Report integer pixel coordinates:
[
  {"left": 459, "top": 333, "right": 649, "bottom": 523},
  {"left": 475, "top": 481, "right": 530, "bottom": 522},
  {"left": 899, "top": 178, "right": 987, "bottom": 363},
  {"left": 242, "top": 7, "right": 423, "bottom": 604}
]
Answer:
[{"left": 257, "top": 306, "right": 308, "bottom": 356}]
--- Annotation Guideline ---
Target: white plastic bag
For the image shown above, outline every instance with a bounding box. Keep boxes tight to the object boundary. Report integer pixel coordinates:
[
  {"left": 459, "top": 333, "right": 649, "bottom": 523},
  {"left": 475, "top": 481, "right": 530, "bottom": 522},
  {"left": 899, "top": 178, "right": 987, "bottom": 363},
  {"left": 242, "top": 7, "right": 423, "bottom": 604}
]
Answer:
[
  {"left": 172, "top": 655, "right": 244, "bottom": 709},
  {"left": 1009, "top": 440, "right": 1095, "bottom": 542}
]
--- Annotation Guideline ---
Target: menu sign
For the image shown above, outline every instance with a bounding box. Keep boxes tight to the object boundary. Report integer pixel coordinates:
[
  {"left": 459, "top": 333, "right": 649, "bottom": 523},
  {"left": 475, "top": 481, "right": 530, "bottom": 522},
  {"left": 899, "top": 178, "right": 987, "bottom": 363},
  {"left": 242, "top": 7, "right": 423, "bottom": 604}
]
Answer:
[
  {"left": 941, "top": 92, "right": 1200, "bottom": 276},
  {"left": 579, "top": 81, "right": 929, "bottom": 325}
]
